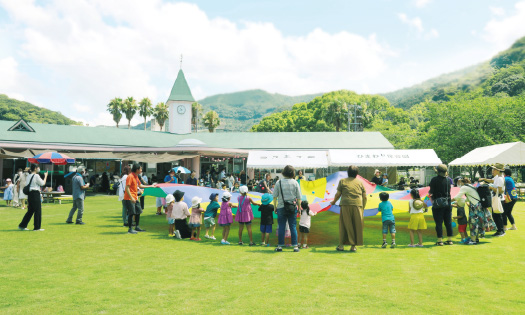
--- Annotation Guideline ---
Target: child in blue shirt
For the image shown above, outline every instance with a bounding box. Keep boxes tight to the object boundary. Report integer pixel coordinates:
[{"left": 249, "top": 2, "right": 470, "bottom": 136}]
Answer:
[{"left": 378, "top": 192, "right": 396, "bottom": 248}]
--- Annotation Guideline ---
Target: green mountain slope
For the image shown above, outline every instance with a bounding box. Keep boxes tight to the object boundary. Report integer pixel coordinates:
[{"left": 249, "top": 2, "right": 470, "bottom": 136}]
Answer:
[
  {"left": 382, "top": 36, "right": 525, "bottom": 109},
  {"left": 198, "top": 89, "right": 323, "bottom": 131},
  {"left": 0, "top": 94, "right": 80, "bottom": 125}
]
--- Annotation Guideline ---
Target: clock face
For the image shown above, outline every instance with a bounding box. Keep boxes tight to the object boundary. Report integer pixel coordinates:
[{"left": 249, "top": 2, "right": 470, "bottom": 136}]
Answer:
[{"left": 177, "top": 105, "right": 186, "bottom": 114}]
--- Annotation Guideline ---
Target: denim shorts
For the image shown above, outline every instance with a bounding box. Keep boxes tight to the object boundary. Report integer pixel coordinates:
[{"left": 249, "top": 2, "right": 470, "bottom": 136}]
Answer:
[
  {"left": 382, "top": 220, "right": 396, "bottom": 234},
  {"left": 260, "top": 224, "right": 272, "bottom": 233},
  {"left": 188, "top": 223, "right": 201, "bottom": 228},
  {"left": 168, "top": 218, "right": 175, "bottom": 225}
]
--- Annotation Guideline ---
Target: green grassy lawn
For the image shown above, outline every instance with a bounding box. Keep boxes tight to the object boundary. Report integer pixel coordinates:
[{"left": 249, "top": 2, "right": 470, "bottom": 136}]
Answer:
[{"left": 1, "top": 195, "right": 524, "bottom": 314}]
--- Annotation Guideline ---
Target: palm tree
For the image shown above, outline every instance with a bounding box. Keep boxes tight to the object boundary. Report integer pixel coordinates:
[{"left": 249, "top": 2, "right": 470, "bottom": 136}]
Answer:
[
  {"left": 191, "top": 102, "right": 203, "bottom": 133},
  {"left": 122, "top": 97, "right": 138, "bottom": 129},
  {"left": 138, "top": 97, "right": 153, "bottom": 131},
  {"left": 107, "top": 97, "right": 123, "bottom": 128},
  {"left": 203, "top": 110, "right": 220, "bottom": 133},
  {"left": 324, "top": 101, "right": 348, "bottom": 132},
  {"left": 153, "top": 102, "right": 169, "bottom": 131}
]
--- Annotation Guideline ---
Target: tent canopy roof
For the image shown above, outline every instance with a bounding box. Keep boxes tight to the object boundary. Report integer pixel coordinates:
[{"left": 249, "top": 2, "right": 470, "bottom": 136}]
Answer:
[
  {"left": 328, "top": 149, "right": 442, "bottom": 167},
  {"left": 449, "top": 142, "right": 525, "bottom": 166},
  {"left": 247, "top": 150, "right": 328, "bottom": 169}
]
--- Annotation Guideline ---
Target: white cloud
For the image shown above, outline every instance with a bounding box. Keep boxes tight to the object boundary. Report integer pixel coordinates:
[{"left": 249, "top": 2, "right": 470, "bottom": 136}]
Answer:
[
  {"left": 484, "top": 1, "right": 525, "bottom": 51},
  {"left": 414, "top": 0, "right": 432, "bottom": 8},
  {"left": 0, "top": 0, "right": 394, "bottom": 125},
  {"left": 398, "top": 13, "right": 424, "bottom": 32},
  {"left": 424, "top": 28, "right": 439, "bottom": 39},
  {"left": 489, "top": 6, "right": 505, "bottom": 17}
]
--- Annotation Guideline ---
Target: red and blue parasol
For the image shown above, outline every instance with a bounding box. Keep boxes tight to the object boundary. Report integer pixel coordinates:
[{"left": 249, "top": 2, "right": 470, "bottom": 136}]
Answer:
[{"left": 28, "top": 152, "right": 75, "bottom": 165}]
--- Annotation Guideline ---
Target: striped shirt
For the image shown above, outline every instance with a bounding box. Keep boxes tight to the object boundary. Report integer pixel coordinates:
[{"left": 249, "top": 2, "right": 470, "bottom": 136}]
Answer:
[{"left": 273, "top": 178, "right": 302, "bottom": 209}]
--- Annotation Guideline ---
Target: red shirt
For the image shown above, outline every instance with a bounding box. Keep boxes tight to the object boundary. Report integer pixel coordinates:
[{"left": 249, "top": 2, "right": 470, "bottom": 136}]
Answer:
[{"left": 124, "top": 173, "right": 139, "bottom": 200}]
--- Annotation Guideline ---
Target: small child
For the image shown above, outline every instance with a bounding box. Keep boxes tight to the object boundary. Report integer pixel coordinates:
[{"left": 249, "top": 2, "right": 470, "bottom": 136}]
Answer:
[
  {"left": 165, "top": 194, "right": 175, "bottom": 237},
  {"left": 1, "top": 179, "right": 14, "bottom": 206},
  {"left": 218, "top": 192, "right": 235, "bottom": 244},
  {"left": 408, "top": 189, "right": 428, "bottom": 247},
  {"left": 258, "top": 193, "right": 275, "bottom": 247},
  {"left": 453, "top": 198, "right": 469, "bottom": 243},
  {"left": 298, "top": 200, "right": 316, "bottom": 249},
  {"left": 232, "top": 182, "right": 240, "bottom": 193},
  {"left": 236, "top": 185, "right": 259, "bottom": 246},
  {"left": 382, "top": 174, "right": 389, "bottom": 186},
  {"left": 204, "top": 193, "right": 220, "bottom": 240},
  {"left": 222, "top": 184, "right": 228, "bottom": 192},
  {"left": 378, "top": 192, "right": 396, "bottom": 248},
  {"left": 188, "top": 196, "right": 205, "bottom": 241}
]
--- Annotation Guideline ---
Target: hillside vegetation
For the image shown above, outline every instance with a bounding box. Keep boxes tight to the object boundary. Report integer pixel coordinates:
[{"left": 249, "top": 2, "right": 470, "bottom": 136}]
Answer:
[
  {"left": 0, "top": 94, "right": 80, "bottom": 125},
  {"left": 252, "top": 36, "right": 525, "bottom": 163}
]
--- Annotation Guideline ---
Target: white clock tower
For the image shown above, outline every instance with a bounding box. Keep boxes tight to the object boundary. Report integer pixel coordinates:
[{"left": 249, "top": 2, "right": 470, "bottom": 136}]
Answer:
[{"left": 167, "top": 69, "right": 194, "bottom": 134}]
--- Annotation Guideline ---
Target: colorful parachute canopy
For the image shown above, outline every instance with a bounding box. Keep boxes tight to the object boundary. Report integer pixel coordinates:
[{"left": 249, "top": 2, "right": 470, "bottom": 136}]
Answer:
[{"left": 143, "top": 172, "right": 460, "bottom": 218}]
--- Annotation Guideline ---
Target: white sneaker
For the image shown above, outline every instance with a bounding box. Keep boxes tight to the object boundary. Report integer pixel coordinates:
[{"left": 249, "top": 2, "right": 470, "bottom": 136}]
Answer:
[
  {"left": 204, "top": 235, "right": 210, "bottom": 239},
  {"left": 175, "top": 230, "right": 181, "bottom": 239},
  {"left": 33, "top": 229, "right": 45, "bottom": 231},
  {"left": 509, "top": 226, "right": 517, "bottom": 230},
  {"left": 18, "top": 227, "right": 29, "bottom": 231},
  {"left": 210, "top": 236, "right": 216, "bottom": 240}
]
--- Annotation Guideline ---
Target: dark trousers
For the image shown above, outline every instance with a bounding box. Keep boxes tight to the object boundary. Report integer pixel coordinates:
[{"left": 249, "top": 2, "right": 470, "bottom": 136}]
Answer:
[
  {"left": 175, "top": 219, "right": 192, "bottom": 238},
  {"left": 140, "top": 196, "right": 145, "bottom": 210},
  {"left": 502, "top": 199, "right": 516, "bottom": 225},
  {"left": 19, "top": 191, "right": 42, "bottom": 230},
  {"left": 493, "top": 209, "right": 504, "bottom": 233},
  {"left": 432, "top": 205, "right": 453, "bottom": 238}
]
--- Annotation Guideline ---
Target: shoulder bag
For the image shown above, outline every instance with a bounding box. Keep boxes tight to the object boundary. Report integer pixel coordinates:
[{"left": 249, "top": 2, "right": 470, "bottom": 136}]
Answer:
[
  {"left": 22, "top": 174, "right": 35, "bottom": 195},
  {"left": 433, "top": 177, "right": 450, "bottom": 208},
  {"left": 279, "top": 180, "right": 297, "bottom": 215}
]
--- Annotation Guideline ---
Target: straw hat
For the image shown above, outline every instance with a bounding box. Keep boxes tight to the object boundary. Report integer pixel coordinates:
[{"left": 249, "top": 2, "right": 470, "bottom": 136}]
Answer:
[
  {"left": 413, "top": 199, "right": 425, "bottom": 210},
  {"left": 491, "top": 163, "right": 505, "bottom": 171},
  {"left": 191, "top": 196, "right": 202, "bottom": 208},
  {"left": 434, "top": 164, "right": 448, "bottom": 173}
]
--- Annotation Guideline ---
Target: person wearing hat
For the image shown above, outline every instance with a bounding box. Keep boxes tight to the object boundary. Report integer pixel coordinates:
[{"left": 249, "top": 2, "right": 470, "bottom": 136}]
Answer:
[
  {"left": 454, "top": 177, "right": 488, "bottom": 245},
  {"left": 218, "top": 191, "right": 236, "bottom": 244},
  {"left": 66, "top": 166, "right": 90, "bottom": 225},
  {"left": 370, "top": 170, "right": 383, "bottom": 186},
  {"left": 1, "top": 178, "right": 14, "bottom": 206},
  {"left": 428, "top": 164, "right": 454, "bottom": 245},
  {"left": 204, "top": 193, "right": 220, "bottom": 240},
  {"left": 12, "top": 168, "right": 23, "bottom": 208},
  {"left": 258, "top": 193, "right": 275, "bottom": 246},
  {"left": 479, "top": 163, "right": 506, "bottom": 237},
  {"left": 165, "top": 194, "right": 176, "bottom": 237},
  {"left": 188, "top": 196, "right": 205, "bottom": 241},
  {"left": 16, "top": 167, "right": 30, "bottom": 210},
  {"left": 170, "top": 190, "right": 191, "bottom": 239},
  {"left": 408, "top": 189, "right": 428, "bottom": 247},
  {"left": 237, "top": 185, "right": 259, "bottom": 246}
]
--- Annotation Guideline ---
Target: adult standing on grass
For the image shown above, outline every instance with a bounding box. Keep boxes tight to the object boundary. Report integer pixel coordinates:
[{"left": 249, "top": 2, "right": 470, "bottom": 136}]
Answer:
[
  {"left": 66, "top": 166, "right": 89, "bottom": 225},
  {"left": 124, "top": 163, "right": 156, "bottom": 234},
  {"left": 479, "top": 163, "right": 506, "bottom": 237},
  {"left": 331, "top": 165, "right": 367, "bottom": 252},
  {"left": 454, "top": 178, "right": 483, "bottom": 245},
  {"left": 429, "top": 164, "right": 454, "bottom": 246},
  {"left": 18, "top": 164, "right": 48, "bottom": 231},
  {"left": 118, "top": 166, "right": 131, "bottom": 225},
  {"left": 240, "top": 170, "right": 247, "bottom": 186},
  {"left": 17, "top": 167, "right": 29, "bottom": 210},
  {"left": 502, "top": 168, "right": 518, "bottom": 231},
  {"left": 273, "top": 165, "right": 302, "bottom": 252}
]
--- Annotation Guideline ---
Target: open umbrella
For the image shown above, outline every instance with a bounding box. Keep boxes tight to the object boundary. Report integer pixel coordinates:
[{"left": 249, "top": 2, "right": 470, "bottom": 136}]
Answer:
[
  {"left": 28, "top": 152, "right": 75, "bottom": 189},
  {"left": 172, "top": 166, "right": 191, "bottom": 174}
]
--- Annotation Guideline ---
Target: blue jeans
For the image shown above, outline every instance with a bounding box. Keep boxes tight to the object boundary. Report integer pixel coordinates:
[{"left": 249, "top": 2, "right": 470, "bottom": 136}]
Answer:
[{"left": 277, "top": 208, "right": 298, "bottom": 247}]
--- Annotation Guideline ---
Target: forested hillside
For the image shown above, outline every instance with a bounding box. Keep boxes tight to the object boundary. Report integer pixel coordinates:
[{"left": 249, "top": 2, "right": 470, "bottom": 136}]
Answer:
[
  {"left": 252, "top": 36, "right": 525, "bottom": 163},
  {"left": 0, "top": 94, "right": 80, "bottom": 125}
]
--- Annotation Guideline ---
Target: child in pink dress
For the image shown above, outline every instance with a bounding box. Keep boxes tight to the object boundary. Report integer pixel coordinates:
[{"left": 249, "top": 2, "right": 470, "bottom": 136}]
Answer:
[
  {"left": 235, "top": 186, "right": 259, "bottom": 246},
  {"left": 189, "top": 196, "right": 205, "bottom": 241},
  {"left": 218, "top": 192, "right": 236, "bottom": 245},
  {"left": 165, "top": 194, "right": 175, "bottom": 237}
]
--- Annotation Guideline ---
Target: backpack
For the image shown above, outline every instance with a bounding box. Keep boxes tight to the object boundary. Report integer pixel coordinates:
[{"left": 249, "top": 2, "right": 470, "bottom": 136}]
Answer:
[
  {"left": 113, "top": 180, "right": 120, "bottom": 192},
  {"left": 467, "top": 184, "right": 492, "bottom": 208}
]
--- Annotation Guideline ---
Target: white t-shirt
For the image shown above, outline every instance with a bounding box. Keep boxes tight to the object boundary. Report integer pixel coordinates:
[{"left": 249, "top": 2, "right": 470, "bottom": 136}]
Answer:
[
  {"left": 409, "top": 199, "right": 425, "bottom": 214},
  {"left": 493, "top": 175, "right": 505, "bottom": 201},
  {"left": 299, "top": 209, "right": 316, "bottom": 229}
]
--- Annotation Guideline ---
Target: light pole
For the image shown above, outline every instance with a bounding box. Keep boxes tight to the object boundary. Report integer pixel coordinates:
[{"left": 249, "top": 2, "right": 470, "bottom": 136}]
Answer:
[{"left": 348, "top": 104, "right": 363, "bottom": 132}]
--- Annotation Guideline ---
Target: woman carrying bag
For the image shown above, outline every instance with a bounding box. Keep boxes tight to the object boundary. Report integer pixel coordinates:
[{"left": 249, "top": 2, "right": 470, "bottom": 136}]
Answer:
[{"left": 18, "top": 164, "right": 48, "bottom": 231}]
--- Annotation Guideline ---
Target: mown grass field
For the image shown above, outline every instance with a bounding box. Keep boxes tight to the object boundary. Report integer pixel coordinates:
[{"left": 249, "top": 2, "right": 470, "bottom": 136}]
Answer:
[{"left": 1, "top": 195, "right": 524, "bottom": 314}]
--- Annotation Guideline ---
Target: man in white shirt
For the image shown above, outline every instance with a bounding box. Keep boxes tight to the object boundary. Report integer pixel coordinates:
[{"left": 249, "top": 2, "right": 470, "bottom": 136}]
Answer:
[{"left": 479, "top": 163, "right": 506, "bottom": 237}]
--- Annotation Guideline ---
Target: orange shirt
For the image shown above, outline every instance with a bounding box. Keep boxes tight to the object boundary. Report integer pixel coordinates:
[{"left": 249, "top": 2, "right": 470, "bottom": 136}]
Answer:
[{"left": 124, "top": 173, "right": 139, "bottom": 201}]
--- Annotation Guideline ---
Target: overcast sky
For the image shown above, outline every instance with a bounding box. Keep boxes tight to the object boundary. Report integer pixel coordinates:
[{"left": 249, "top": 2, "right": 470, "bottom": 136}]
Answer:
[{"left": 1, "top": 0, "right": 525, "bottom": 126}]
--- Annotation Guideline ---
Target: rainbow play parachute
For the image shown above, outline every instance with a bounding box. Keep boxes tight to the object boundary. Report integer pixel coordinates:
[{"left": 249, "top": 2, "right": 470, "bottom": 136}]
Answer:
[{"left": 142, "top": 172, "right": 460, "bottom": 217}]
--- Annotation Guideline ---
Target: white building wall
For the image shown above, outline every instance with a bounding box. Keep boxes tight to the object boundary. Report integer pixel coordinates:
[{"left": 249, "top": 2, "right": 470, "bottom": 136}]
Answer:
[{"left": 168, "top": 100, "right": 192, "bottom": 134}]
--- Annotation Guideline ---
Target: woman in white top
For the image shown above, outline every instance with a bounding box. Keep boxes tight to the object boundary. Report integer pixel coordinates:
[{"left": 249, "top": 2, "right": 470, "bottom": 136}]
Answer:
[
  {"left": 118, "top": 166, "right": 131, "bottom": 226},
  {"left": 18, "top": 164, "right": 48, "bottom": 231},
  {"left": 454, "top": 178, "right": 483, "bottom": 244}
]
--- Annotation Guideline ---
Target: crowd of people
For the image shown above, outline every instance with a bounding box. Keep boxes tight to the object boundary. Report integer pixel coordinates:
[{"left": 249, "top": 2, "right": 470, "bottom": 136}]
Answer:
[{"left": 7, "top": 161, "right": 519, "bottom": 252}]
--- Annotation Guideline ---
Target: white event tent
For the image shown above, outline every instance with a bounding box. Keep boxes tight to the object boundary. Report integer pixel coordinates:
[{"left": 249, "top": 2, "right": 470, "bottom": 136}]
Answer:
[
  {"left": 247, "top": 150, "right": 329, "bottom": 169},
  {"left": 449, "top": 142, "right": 525, "bottom": 166},
  {"left": 328, "top": 149, "right": 442, "bottom": 167}
]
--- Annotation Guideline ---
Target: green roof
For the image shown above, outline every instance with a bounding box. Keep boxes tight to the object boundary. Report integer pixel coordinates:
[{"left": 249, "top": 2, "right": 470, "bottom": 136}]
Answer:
[
  {"left": 0, "top": 120, "right": 393, "bottom": 150},
  {"left": 167, "top": 69, "right": 195, "bottom": 102}
]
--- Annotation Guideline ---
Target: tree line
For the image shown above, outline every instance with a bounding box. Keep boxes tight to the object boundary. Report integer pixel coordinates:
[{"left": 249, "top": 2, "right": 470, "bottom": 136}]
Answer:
[{"left": 106, "top": 97, "right": 222, "bottom": 132}]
